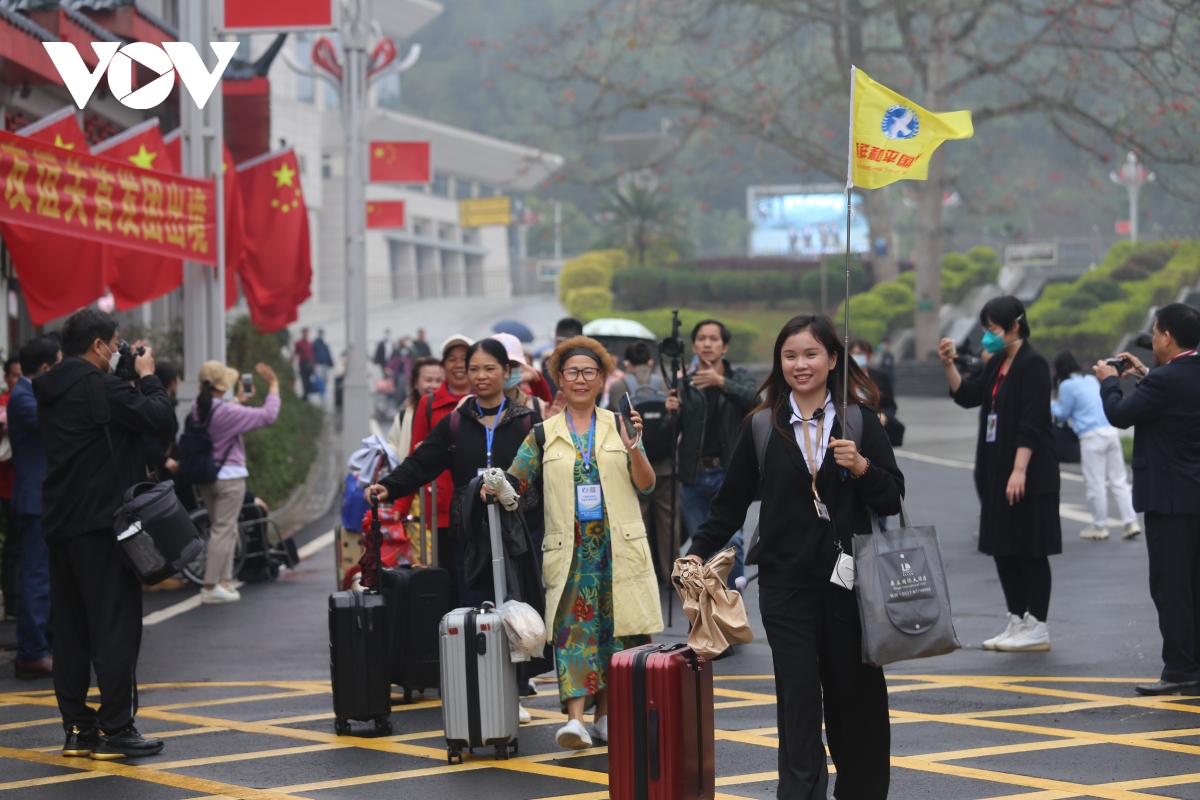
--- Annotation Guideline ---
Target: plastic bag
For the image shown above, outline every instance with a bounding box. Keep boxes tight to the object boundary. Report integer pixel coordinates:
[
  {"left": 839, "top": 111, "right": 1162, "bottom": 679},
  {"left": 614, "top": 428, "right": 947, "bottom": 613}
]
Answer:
[{"left": 497, "top": 599, "right": 546, "bottom": 659}]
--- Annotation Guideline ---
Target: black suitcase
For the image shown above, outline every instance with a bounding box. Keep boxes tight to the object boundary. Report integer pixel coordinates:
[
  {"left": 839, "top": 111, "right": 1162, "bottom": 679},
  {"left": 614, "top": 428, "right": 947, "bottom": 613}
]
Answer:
[
  {"left": 381, "top": 483, "right": 451, "bottom": 702},
  {"left": 328, "top": 499, "right": 393, "bottom": 736}
]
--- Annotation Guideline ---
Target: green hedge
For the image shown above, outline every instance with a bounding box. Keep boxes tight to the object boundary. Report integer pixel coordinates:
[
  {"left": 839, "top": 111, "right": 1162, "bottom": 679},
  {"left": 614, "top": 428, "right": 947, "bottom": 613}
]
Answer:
[
  {"left": 1029, "top": 240, "right": 1200, "bottom": 359},
  {"left": 577, "top": 307, "right": 762, "bottom": 363},
  {"left": 612, "top": 257, "right": 869, "bottom": 310},
  {"left": 565, "top": 286, "right": 615, "bottom": 318},
  {"left": 226, "top": 316, "right": 325, "bottom": 508}
]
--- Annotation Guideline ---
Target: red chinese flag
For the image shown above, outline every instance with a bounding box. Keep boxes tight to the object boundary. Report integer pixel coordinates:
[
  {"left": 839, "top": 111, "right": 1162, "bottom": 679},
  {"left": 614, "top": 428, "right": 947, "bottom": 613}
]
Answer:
[
  {"left": 369, "top": 141, "right": 430, "bottom": 183},
  {"left": 236, "top": 149, "right": 312, "bottom": 333},
  {"left": 92, "top": 118, "right": 183, "bottom": 311},
  {"left": 366, "top": 200, "right": 405, "bottom": 229},
  {"left": 163, "top": 129, "right": 246, "bottom": 310},
  {"left": 3, "top": 107, "right": 106, "bottom": 325},
  {"left": 224, "top": 0, "right": 332, "bottom": 30}
]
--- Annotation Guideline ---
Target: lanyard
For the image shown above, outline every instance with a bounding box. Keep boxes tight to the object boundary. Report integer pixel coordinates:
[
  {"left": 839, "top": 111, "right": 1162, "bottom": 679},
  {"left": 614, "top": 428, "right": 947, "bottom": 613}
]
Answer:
[
  {"left": 566, "top": 410, "right": 597, "bottom": 472},
  {"left": 798, "top": 411, "right": 825, "bottom": 504},
  {"left": 990, "top": 366, "right": 1009, "bottom": 411},
  {"left": 477, "top": 396, "right": 506, "bottom": 467},
  {"left": 1169, "top": 350, "right": 1198, "bottom": 363}
]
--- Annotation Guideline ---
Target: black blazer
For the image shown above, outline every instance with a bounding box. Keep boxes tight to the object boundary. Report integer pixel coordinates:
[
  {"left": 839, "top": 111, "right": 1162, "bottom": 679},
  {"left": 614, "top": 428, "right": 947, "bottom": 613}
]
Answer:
[
  {"left": 1100, "top": 354, "right": 1200, "bottom": 514},
  {"left": 952, "top": 343, "right": 1059, "bottom": 498},
  {"left": 867, "top": 369, "right": 898, "bottom": 421},
  {"left": 687, "top": 402, "right": 904, "bottom": 589}
]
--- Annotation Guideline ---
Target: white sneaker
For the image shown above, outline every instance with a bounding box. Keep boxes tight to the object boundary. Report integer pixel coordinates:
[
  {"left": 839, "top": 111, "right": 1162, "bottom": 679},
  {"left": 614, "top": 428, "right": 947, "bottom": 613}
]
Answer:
[
  {"left": 997, "top": 613, "right": 1051, "bottom": 651},
  {"left": 982, "top": 613, "right": 1022, "bottom": 650},
  {"left": 518, "top": 704, "right": 531, "bottom": 724},
  {"left": 1122, "top": 522, "right": 1143, "bottom": 540},
  {"left": 199, "top": 585, "right": 240, "bottom": 604},
  {"left": 591, "top": 714, "right": 608, "bottom": 743},
  {"left": 1080, "top": 525, "right": 1109, "bottom": 540},
  {"left": 555, "top": 718, "right": 592, "bottom": 750}
]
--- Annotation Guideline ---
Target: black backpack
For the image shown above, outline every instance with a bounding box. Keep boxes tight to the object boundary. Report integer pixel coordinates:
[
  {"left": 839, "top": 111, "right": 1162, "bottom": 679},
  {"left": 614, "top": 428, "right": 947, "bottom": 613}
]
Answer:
[
  {"left": 624, "top": 372, "right": 674, "bottom": 461},
  {"left": 177, "top": 404, "right": 234, "bottom": 485}
]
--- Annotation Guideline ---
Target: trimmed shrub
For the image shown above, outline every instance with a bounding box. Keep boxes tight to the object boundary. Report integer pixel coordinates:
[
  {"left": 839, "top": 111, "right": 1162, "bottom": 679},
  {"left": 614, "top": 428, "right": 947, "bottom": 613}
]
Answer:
[
  {"left": 1040, "top": 307, "right": 1086, "bottom": 327},
  {"left": 666, "top": 271, "right": 709, "bottom": 305},
  {"left": 565, "top": 286, "right": 614, "bottom": 318},
  {"left": 558, "top": 255, "right": 614, "bottom": 302},
  {"left": 1077, "top": 281, "right": 1125, "bottom": 303},
  {"left": 612, "top": 267, "right": 667, "bottom": 310},
  {"left": 1061, "top": 292, "right": 1100, "bottom": 311},
  {"left": 708, "top": 272, "right": 753, "bottom": 303},
  {"left": 941, "top": 253, "right": 972, "bottom": 274},
  {"left": 598, "top": 309, "right": 762, "bottom": 363},
  {"left": 748, "top": 272, "right": 795, "bottom": 304}
]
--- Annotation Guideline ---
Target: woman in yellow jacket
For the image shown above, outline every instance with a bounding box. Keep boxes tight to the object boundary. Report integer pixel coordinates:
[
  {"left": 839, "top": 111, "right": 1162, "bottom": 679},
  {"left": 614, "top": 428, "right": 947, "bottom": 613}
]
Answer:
[{"left": 486, "top": 335, "right": 662, "bottom": 751}]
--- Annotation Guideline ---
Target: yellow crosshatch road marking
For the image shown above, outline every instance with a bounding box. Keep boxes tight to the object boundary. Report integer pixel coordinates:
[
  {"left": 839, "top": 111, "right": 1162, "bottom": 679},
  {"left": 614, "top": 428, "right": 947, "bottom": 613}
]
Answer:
[{"left": 4, "top": 676, "right": 1200, "bottom": 799}]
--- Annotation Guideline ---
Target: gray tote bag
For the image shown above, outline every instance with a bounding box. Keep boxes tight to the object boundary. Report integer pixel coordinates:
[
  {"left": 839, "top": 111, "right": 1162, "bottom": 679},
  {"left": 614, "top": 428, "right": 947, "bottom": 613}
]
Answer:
[{"left": 852, "top": 502, "right": 960, "bottom": 667}]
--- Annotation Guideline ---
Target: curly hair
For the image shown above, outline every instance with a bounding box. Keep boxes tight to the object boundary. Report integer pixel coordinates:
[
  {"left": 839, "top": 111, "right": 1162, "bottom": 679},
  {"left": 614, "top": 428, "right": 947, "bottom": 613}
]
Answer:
[{"left": 547, "top": 335, "right": 616, "bottom": 379}]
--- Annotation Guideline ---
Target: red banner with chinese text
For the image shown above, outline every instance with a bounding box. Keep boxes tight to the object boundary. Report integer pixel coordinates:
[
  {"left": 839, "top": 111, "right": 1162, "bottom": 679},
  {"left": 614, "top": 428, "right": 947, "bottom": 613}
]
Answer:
[{"left": 0, "top": 129, "right": 217, "bottom": 267}]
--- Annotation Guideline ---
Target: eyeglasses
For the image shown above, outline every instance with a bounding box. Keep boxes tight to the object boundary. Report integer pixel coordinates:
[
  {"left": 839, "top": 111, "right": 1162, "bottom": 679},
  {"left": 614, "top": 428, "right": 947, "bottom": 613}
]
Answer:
[{"left": 561, "top": 367, "right": 600, "bottom": 381}]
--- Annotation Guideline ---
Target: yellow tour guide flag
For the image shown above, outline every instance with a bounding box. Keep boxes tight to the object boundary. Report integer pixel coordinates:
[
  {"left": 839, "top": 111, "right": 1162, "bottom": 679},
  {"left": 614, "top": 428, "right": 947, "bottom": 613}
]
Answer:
[{"left": 849, "top": 66, "right": 973, "bottom": 189}]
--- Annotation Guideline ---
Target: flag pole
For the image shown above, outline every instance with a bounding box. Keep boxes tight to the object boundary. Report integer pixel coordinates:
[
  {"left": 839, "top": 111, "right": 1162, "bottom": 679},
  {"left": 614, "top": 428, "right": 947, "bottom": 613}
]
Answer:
[{"left": 843, "top": 66, "right": 856, "bottom": 425}]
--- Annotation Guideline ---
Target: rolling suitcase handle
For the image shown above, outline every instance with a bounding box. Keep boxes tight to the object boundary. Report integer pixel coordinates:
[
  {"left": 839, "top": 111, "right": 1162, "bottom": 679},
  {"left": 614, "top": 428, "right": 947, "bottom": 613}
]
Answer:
[
  {"left": 485, "top": 496, "right": 508, "bottom": 605},
  {"left": 430, "top": 480, "right": 439, "bottom": 568},
  {"left": 368, "top": 495, "right": 383, "bottom": 594}
]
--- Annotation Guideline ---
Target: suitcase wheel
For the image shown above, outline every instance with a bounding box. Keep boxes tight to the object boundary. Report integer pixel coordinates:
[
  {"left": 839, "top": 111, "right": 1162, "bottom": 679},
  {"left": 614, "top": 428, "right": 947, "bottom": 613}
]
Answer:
[
  {"left": 447, "top": 745, "right": 463, "bottom": 765},
  {"left": 509, "top": 739, "right": 518, "bottom": 755},
  {"left": 335, "top": 719, "right": 351, "bottom": 736},
  {"left": 494, "top": 743, "right": 509, "bottom": 760},
  {"left": 375, "top": 718, "right": 393, "bottom": 736}
]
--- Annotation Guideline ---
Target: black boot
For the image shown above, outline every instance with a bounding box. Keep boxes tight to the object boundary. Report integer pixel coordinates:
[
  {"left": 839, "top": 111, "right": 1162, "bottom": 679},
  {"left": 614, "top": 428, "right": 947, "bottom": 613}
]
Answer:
[
  {"left": 62, "top": 726, "right": 100, "bottom": 758},
  {"left": 90, "top": 725, "right": 164, "bottom": 760}
]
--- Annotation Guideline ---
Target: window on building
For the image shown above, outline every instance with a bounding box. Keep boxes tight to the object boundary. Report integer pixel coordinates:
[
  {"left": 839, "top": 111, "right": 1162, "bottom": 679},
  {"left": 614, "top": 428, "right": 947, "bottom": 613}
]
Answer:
[
  {"left": 376, "top": 74, "right": 401, "bottom": 112},
  {"left": 431, "top": 173, "right": 449, "bottom": 197},
  {"left": 322, "top": 154, "right": 332, "bottom": 179},
  {"left": 295, "top": 34, "right": 314, "bottom": 104},
  {"left": 477, "top": 184, "right": 496, "bottom": 197},
  {"left": 454, "top": 178, "right": 473, "bottom": 199}
]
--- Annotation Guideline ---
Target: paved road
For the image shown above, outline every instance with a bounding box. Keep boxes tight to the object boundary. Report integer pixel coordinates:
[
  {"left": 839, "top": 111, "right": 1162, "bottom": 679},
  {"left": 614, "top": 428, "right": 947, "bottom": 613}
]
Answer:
[{"left": 1, "top": 397, "right": 1193, "bottom": 800}]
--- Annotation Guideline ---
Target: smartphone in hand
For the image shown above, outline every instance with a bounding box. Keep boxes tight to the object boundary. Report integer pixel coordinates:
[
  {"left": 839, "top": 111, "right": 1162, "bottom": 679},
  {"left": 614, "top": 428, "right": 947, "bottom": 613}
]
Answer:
[
  {"left": 241, "top": 373, "right": 254, "bottom": 394},
  {"left": 617, "top": 391, "right": 635, "bottom": 436}
]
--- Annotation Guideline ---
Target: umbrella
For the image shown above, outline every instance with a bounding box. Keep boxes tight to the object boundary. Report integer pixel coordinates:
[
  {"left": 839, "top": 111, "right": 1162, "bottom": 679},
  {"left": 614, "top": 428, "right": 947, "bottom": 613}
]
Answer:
[
  {"left": 492, "top": 320, "right": 533, "bottom": 343},
  {"left": 582, "top": 318, "right": 655, "bottom": 340}
]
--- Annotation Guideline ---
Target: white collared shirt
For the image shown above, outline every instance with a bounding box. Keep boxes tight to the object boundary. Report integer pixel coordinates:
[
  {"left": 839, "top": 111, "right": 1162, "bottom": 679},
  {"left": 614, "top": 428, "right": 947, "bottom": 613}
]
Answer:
[{"left": 789, "top": 392, "right": 837, "bottom": 475}]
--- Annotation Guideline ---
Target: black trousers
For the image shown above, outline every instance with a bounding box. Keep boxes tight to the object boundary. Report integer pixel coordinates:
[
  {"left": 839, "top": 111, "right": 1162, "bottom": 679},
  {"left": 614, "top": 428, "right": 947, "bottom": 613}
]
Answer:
[
  {"left": 1144, "top": 512, "right": 1200, "bottom": 683},
  {"left": 0, "top": 498, "right": 20, "bottom": 615},
  {"left": 759, "top": 583, "right": 890, "bottom": 800},
  {"left": 993, "top": 554, "right": 1052, "bottom": 622},
  {"left": 50, "top": 528, "right": 143, "bottom": 733}
]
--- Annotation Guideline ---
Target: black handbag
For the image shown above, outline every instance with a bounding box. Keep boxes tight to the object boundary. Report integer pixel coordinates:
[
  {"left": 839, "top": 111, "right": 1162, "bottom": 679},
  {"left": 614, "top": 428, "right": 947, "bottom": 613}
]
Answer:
[
  {"left": 1052, "top": 421, "right": 1080, "bottom": 464},
  {"left": 113, "top": 480, "right": 204, "bottom": 585}
]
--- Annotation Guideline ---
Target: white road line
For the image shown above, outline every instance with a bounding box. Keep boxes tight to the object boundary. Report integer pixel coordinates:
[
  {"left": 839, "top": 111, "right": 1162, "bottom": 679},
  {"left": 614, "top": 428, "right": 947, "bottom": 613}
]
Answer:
[
  {"left": 894, "top": 449, "right": 1085, "bottom": 482},
  {"left": 142, "top": 530, "right": 336, "bottom": 626},
  {"left": 297, "top": 529, "right": 336, "bottom": 560}
]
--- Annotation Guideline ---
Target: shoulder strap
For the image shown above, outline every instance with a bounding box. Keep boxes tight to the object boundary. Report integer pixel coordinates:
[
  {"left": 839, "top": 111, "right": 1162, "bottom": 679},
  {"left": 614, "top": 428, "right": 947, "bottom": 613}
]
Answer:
[
  {"left": 532, "top": 397, "right": 542, "bottom": 417},
  {"left": 750, "top": 408, "right": 771, "bottom": 480},
  {"left": 425, "top": 393, "right": 433, "bottom": 427},
  {"left": 841, "top": 403, "right": 866, "bottom": 448},
  {"left": 534, "top": 421, "right": 546, "bottom": 453},
  {"left": 625, "top": 371, "right": 640, "bottom": 393},
  {"left": 448, "top": 408, "right": 460, "bottom": 451},
  {"left": 522, "top": 412, "right": 534, "bottom": 436}
]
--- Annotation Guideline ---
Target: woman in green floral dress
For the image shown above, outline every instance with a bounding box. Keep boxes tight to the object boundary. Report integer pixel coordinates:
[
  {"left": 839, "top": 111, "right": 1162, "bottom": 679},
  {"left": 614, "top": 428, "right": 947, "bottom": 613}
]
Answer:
[{"left": 487, "top": 336, "right": 663, "bottom": 751}]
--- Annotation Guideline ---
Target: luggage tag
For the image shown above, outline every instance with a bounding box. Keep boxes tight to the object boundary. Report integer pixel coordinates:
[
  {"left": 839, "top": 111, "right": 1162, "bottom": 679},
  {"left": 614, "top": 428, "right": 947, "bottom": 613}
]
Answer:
[
  {"left": 986, "top": 413, "right": 997, "bottom": 442},
  {"left": 577, "top": 484, "right": 604, "bottom": 522}
]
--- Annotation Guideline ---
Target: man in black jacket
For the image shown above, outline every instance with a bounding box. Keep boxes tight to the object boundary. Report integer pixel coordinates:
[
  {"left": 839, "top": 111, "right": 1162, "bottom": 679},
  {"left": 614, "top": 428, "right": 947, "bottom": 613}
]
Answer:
[
  {"left": 33, "top": 309, "right": 176, "bottom": 759},
  {"left": 1096, "top": 303, "right": 1200, "bottom": 696}
]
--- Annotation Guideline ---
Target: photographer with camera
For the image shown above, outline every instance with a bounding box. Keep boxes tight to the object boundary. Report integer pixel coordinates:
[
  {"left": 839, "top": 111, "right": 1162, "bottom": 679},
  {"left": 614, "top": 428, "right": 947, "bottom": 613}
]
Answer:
[
  {"left": 1094, "top": 303, "right": 1200, "bottom": 696},
  {"left": 33, "top": 308, "right": 176, "bottom": 759},
  {"left": 188, "top": 362, "right": 281, "bottom": 605},
  {"left": 665, "top": 319, "right": 758, "bottom": 588}
]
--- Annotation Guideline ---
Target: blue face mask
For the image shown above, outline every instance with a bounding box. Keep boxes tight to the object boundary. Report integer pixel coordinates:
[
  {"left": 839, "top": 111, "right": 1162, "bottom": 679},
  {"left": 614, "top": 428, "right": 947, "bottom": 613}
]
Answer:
[
  {"left": 852, "top": 354, "right": 868, "bottom": 368},
  {"left": 503, "top": 370, "right": 522, "bottom": 391},
  {"left": 981, "top": 331, "right": 1007, "bottom": 354}
]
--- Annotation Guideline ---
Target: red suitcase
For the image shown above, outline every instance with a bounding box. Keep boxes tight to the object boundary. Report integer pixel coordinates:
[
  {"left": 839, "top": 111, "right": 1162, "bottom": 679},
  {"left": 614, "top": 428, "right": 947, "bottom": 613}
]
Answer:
[{"left": 608, "top": 643, "right": 715, "bottom": 800}]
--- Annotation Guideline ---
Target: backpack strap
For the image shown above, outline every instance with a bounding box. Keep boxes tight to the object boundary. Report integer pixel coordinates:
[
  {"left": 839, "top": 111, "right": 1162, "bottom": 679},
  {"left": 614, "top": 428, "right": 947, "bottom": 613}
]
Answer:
[
  {"left": 424, "top": 392, "right": 433, "bottom": 429},
  {"left": 448, "top": 408, "right": 460, "bottom": 451},
  {"left": 531, "top": 396, "right": 542, "bottom": 418},
  {"left": 625, "top": 371, "right": 640, "bottom": 394},
  {"left": 522, "top": 412, "right": 534, "bottom": 436},
  {"left": 533, "top": 421, "right": 546, "bottom": 453},
  {"left": 744, "top": 408, "right": 773, "bottom": 568}
]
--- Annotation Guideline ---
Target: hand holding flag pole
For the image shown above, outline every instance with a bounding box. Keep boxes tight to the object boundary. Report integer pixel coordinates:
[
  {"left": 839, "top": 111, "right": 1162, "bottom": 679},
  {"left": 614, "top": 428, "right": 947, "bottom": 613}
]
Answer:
[{"left": 841, "top": 65, "right": 974, "bottom": 425}]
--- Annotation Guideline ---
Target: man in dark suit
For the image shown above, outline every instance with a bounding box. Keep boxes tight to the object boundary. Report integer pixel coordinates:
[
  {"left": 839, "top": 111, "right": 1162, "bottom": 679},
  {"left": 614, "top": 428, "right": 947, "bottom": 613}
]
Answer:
[
  {"left": 9, "top": 337, "right": 61, "bottom": 679},
  {"left": 1096, "top": 302, "right": 1200, "bottom": 696}
]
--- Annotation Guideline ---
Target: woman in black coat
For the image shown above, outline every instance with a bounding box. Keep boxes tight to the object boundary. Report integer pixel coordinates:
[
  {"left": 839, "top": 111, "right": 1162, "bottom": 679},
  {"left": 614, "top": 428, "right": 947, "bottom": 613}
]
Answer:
[
  {"left": 368, "top": 339, "right": 543, "bottom": 608},
  {"left": 939, "top": 295, "right": 1061, "bottom": 653},
  {"left": 685, "top": 314, "right": 904, "bottom": 800}
]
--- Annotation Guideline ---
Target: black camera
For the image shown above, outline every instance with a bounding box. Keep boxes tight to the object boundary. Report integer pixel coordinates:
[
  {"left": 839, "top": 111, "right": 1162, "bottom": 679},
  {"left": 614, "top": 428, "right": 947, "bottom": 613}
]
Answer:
[
  {"left": 113, "top": 339, "right": 145, "bottom": 381},
  {"left": 1134, "top": 331, "right": 1154, "bottom": 350},
  {"left": 1105, "top": 356, "right": 1130, "bottom": 372},
  {"left": 953, "top": 351, "right": 985, "bottom": 378},
  {"left": 658, "top": 308, "right": 685, "bottom": 361}
]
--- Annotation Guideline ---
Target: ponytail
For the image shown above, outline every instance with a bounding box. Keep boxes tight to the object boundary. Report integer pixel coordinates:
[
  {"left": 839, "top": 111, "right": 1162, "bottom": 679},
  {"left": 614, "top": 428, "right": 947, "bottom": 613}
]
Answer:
[{"left": 197, "top": 380, "right": 215, "bottom": 419}]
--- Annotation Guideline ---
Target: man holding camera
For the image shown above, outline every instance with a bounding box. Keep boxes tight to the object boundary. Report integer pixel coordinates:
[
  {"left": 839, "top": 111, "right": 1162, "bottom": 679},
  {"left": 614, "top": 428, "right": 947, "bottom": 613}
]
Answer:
[
  {"left": 1095, "top": 302, "right": 1200, "bottom": 696},
  {"left": 34, "top": 309, "right": 177, "bottom": 758},
  {"left": 665, "top": 319, "right": 757, "bottom": 587}
]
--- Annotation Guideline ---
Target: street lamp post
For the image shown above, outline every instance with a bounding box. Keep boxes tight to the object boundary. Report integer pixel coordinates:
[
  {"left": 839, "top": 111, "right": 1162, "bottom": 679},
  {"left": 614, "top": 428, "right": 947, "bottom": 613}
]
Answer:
[
  {"left": 1109, "top": 152, "right": 1154, "bottom": 244},
  {"left": 284, "top": 2, "right": 419, "bottom": 461}
]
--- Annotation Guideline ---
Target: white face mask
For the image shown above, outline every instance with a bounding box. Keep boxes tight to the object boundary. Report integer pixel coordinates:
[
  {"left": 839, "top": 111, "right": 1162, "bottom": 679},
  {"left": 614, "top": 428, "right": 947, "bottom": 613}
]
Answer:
[{"left": 101, "top": 342, "right": 121, "bottom": 375}]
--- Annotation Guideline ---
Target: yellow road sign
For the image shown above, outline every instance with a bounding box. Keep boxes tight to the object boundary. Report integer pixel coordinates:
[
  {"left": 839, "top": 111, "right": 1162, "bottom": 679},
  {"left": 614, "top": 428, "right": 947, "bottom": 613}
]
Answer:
[{"left": 459, "top": 196, "right": 512, "bottom": 228}]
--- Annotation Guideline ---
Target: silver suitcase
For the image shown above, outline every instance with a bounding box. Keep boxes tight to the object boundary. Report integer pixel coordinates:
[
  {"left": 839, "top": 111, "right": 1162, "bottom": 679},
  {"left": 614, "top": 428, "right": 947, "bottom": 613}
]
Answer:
[{"left": 439, "top": 500, "right": 519, "bottom": 763}]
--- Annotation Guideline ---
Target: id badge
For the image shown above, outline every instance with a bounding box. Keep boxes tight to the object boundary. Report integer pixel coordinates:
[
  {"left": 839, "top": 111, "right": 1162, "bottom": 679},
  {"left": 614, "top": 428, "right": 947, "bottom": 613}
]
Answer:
[
  {"left": 814, "top": 499, "right": 831, "bottom": 522},
  {"left": 986, "top": 413, "right": 998, "bottom": 442},
  {"left": 577, "top": 484, "right": 604, "bottom": 521}
]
